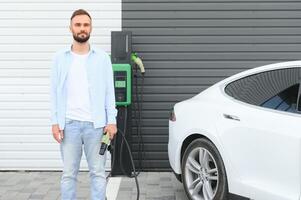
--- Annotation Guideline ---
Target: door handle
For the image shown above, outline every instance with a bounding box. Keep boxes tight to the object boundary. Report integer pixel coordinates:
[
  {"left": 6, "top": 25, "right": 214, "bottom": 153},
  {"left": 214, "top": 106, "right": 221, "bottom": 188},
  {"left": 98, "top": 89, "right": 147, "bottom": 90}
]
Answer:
[{"left": 223, "top": 114, "right": 240, "bottom": 121}]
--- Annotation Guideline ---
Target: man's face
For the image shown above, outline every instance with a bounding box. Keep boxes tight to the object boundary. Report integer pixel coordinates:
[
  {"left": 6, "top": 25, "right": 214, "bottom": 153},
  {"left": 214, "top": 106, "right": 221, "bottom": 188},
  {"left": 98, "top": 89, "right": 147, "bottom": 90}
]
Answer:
[{"left": 70, "top": 14, "right": 92, "bottom": 43}]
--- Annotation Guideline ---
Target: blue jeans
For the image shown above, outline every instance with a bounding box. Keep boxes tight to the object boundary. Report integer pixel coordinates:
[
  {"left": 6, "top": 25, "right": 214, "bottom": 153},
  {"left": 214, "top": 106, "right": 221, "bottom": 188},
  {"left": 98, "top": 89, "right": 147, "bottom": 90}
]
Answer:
[{"left": 60, "top": 118, "right": 106, "bottom": 200}]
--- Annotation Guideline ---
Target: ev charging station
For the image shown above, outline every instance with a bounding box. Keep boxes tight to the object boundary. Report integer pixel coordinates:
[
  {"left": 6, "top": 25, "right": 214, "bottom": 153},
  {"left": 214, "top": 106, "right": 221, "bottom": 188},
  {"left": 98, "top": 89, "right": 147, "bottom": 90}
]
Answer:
[
  {"left": 111, "top": 31, "right": 145, "bottom": 177},
  {"left": 108, "top": 31, "right": 145, "bottom": 199},
  {"left": 110, "top": 30, "right": 145, "bottom": 175},
  {"left": 110, "top": 31, "right": 133, "bottom": 176}
]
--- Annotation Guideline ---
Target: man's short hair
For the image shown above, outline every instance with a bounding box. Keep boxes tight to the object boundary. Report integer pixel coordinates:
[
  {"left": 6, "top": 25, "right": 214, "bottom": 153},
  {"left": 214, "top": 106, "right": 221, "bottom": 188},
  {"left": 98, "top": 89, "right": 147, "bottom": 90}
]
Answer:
[{"left": 70, "top": 9, "right": 91, "bottom": 21}]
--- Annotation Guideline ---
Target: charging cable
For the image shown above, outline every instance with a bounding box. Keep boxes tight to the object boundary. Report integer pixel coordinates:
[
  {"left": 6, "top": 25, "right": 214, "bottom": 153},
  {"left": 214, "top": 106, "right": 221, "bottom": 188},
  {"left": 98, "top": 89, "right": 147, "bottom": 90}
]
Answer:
[{"left": 104, "top": 107, "right": 140, "bottom": 200}]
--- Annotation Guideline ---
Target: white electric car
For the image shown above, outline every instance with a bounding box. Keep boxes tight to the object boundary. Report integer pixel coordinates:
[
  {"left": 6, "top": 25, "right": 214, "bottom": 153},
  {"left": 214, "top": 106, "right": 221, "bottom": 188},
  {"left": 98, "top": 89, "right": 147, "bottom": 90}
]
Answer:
[{"left": 168, "top": 61, "right": 301, "bottom": 200}]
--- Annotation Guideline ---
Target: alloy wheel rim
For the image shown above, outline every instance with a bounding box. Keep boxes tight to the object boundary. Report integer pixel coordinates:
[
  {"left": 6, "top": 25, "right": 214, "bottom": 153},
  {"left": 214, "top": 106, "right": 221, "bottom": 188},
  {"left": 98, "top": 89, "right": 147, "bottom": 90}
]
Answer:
[{"left": 184, "top": 147, "right": 219, "bottom": 200}]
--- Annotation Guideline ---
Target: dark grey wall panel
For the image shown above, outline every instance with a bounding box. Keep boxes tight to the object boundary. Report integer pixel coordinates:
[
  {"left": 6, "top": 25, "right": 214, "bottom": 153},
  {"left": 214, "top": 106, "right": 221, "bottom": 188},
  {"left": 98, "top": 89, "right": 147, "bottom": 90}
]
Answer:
[
  {"left": 143, "top": 61, "right": 273, "bottom": 69},
  {"left": 133, "top": 44, "right": 301, "bottom": 52},
  {"left": 125, "top": 0, "right": 301, "bottom": 2},
  {"left": 126, "top": 27, "right": 301, "bottom": 36},
  {"left": 133, "top": 36, "right": 301, "bottom": 44},
  {"left": 123, "top": 2, "right": 301, "bottom": 11},
  {"left": 138, "top": 53, "right": 301, "bottom": 60},
  {"left": 123, "top": 19, "right": 301, "bottom": 27},
  {"left": 124, "top": 11, "right": 301, "bottom": 19},
  {"left": 123, "top": 0, "right": 301, "bottom": 170}
]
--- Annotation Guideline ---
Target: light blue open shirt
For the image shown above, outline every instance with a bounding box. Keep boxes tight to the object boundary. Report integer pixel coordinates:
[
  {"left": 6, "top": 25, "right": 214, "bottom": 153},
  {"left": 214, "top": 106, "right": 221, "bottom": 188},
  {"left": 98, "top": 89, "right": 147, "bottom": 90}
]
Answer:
[{"left": 50, "top": 46, "right": 117, "bottom": 129}]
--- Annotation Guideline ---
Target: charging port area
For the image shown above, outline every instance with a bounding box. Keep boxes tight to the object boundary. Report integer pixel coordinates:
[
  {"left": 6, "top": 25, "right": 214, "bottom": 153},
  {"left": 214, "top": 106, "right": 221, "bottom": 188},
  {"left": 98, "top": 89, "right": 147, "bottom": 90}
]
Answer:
[{"left": 113, "top": 64, "right": 131, "bottom": 106}]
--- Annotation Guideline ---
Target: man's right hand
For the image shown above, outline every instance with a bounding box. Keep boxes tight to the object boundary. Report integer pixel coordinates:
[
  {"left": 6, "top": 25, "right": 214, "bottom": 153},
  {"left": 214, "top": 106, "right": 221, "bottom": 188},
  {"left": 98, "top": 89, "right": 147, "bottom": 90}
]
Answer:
[{"left": 52, "top": 124, "right": 64, "bottom": 143}]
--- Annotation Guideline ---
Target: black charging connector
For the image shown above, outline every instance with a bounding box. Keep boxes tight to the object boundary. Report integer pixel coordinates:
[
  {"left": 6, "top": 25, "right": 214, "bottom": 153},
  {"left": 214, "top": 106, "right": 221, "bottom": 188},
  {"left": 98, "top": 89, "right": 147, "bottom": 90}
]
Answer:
[{"left": 99, "top": 133, "right": 110, "bottom": 155}]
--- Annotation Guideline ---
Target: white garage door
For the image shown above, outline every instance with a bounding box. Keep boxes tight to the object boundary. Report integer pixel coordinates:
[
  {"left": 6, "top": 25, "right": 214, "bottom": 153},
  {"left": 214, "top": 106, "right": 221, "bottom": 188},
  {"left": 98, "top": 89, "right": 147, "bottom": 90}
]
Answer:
[{"left": 0, "top": 0, "right": 121, "bottom": 170}]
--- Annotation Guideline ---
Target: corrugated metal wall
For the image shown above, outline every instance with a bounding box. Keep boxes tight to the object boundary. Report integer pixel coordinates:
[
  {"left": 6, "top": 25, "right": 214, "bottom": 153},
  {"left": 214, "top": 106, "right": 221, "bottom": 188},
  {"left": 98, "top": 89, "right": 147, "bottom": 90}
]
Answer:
[
  {"left": 0, "top": 0, "right": 121, "bottom": 170},
  {"left": 123, "top": 0, "right": 301, "bottom": 170}
]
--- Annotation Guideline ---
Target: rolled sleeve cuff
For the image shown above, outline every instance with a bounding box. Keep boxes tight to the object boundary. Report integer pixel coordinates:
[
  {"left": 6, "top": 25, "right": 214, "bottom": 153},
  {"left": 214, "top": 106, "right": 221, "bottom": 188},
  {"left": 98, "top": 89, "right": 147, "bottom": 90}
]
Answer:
[
  {"left": 51, "top": 116, "right": 58, "bottom": 125},
  {"left": 107, "top": 115, "right": 117, "bottom": 124}
]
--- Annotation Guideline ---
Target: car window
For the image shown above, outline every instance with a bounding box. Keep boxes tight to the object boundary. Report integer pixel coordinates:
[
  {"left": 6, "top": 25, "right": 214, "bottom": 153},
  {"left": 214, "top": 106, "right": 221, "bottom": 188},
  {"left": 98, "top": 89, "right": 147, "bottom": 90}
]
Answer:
[
  {"left": 225, "top": 67, "right": 301, "bottom": 106},
  {"left": 261, "top": 84, "right": 299, "bottom": 113}
]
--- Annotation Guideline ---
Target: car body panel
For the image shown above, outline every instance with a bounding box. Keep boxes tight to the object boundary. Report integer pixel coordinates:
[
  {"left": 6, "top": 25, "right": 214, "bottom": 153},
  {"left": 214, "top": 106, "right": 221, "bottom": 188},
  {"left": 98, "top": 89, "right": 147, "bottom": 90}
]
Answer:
[
  {"left": 169, "top": 87, "right": 245, "bottom": 197},
  {"left": 217, "top": 91, "right": 301, "bottom": 199},
  {"left": 168, "top": 61, "right": 301, "bottom": 199}
]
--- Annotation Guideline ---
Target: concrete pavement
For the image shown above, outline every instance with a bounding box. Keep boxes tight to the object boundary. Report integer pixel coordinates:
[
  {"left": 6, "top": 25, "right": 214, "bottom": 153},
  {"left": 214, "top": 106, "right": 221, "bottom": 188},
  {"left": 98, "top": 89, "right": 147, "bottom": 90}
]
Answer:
[{"left": 0, "top": 171, "right": 188, "bottom": 200}]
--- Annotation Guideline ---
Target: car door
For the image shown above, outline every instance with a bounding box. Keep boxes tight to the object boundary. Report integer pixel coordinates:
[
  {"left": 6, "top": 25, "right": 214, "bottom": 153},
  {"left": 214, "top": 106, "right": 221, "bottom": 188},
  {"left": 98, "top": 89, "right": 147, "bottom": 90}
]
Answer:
[{"left": 217, "top": 67, "right": 301, "bottom": 200}]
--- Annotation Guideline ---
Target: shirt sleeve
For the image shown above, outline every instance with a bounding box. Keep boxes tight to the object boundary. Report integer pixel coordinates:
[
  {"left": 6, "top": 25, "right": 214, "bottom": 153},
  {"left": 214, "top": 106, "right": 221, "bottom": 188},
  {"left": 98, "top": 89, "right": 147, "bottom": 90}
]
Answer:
[
  {"left": 104, "top": 54, "right": 118, "bottom": 124},
  {"left": 50, "top": 54, "right": 59, "bottom": 125}
]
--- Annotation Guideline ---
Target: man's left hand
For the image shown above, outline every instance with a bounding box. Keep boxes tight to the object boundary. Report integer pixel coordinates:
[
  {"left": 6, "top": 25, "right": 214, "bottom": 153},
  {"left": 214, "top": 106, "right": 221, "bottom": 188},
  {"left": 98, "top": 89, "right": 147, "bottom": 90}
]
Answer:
[{"left": 104, "top": 124, "right": 117, "bottom": 140}]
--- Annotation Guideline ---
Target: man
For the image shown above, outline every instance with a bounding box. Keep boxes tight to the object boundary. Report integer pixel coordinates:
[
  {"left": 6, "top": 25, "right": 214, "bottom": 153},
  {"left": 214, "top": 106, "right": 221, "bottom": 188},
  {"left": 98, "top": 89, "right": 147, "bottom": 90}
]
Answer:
[{"left": 50, "top": 9, "right": 117, "bottom": 200}]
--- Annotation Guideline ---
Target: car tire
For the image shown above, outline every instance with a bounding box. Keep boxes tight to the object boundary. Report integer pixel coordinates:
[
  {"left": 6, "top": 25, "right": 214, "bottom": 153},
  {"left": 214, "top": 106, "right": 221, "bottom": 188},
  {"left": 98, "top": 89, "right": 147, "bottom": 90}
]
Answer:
[{"left": 181, "top": 138, "right": 228, "bottom": 200}]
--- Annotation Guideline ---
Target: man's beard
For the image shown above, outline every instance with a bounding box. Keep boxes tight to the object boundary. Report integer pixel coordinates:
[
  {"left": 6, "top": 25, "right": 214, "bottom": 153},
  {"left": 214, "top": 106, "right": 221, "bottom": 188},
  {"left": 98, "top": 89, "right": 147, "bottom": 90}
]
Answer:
[{"left": 73, "top": 32, "right": 90, "bottom": 43}]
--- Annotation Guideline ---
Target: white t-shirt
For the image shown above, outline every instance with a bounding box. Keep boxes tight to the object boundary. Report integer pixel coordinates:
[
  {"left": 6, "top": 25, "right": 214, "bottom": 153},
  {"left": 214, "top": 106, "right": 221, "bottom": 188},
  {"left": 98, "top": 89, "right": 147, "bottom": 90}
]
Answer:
[{"left": 66, "top": 51, "right": 93, "bottom": 122}]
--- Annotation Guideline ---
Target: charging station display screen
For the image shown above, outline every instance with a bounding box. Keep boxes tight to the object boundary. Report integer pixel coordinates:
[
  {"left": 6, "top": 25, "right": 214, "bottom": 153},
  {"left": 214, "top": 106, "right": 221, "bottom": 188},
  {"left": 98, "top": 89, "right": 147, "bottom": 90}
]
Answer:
[
  {"left": 112, "top": 64, "right": 131, "bottom": 106},
  {"left": 115, "top": 81, "right": 126, "bottom": 88}
]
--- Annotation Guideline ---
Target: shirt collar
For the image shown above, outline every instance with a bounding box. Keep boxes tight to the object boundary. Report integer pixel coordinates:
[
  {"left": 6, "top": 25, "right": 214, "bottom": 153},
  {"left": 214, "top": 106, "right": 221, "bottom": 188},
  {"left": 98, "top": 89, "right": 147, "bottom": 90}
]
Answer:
[{"left": 63, "top": 45, "right": 96, "bottom": 54}]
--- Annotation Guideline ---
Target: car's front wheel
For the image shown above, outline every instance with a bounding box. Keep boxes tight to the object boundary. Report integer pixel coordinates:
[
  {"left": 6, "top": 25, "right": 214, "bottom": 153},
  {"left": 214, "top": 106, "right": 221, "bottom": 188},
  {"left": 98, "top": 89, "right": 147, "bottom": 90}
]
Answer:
[{"left": 181, "top": 138, "right": 228, "bottom": 200}]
